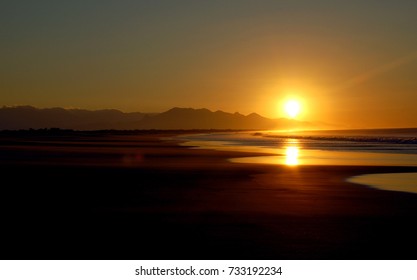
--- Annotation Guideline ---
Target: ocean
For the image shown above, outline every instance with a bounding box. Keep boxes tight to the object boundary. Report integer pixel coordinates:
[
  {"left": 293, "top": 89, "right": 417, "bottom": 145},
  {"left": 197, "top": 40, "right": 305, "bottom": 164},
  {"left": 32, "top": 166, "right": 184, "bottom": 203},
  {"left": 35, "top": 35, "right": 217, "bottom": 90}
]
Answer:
[{"left": 178, "top": 128, "right": 417, "bottom": 194}]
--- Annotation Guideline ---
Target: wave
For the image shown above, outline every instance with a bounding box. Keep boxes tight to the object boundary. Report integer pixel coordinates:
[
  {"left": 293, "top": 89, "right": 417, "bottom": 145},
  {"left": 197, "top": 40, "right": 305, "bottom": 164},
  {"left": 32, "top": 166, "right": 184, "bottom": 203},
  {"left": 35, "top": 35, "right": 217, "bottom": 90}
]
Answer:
[{"left": 260, "top": 134, "right": 417, "bottom": 145}]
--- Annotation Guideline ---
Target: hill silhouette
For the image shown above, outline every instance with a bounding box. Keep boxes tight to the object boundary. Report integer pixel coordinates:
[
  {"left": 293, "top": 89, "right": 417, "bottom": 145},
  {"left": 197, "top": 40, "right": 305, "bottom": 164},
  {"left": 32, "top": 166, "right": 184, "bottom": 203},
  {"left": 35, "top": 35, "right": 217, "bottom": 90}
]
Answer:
[
  {"left": 0, "top": 106, "right": 315, "bottom": 130},
  {"left": 0, "top": 106, "right": 149, "bottom": 130}
]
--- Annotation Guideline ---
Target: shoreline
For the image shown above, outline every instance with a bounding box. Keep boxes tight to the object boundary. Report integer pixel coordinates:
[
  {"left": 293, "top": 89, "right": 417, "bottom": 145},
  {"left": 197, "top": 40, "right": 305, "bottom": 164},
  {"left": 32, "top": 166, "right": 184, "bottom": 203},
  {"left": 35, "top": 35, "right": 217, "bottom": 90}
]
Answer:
[{"left": 1, "top": 131, "right": 417, "bottom": 259}]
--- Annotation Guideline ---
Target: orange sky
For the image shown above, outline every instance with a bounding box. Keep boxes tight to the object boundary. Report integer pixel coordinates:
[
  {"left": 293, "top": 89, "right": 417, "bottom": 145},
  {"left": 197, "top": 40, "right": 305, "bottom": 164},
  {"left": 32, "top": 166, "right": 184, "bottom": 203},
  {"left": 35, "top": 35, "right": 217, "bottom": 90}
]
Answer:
[{"left": 1, "top": 1, "right": 417, "bottom": 128}]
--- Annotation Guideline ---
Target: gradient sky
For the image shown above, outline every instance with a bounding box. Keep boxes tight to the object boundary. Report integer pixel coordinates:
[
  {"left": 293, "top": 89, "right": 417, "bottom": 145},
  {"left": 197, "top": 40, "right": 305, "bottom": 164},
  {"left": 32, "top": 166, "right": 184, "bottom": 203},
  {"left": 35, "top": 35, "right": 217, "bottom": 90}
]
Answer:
[{"left": 2, "top": 0, "right": 417, "bottom": 128}]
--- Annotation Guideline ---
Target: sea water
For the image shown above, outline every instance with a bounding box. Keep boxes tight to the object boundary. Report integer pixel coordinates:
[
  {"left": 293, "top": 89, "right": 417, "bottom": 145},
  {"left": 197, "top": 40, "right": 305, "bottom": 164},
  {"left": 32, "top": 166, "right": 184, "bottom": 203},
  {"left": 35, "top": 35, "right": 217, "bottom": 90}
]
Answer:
[{"left": 178, "top": 129, "right": 417, "bottom": 194}]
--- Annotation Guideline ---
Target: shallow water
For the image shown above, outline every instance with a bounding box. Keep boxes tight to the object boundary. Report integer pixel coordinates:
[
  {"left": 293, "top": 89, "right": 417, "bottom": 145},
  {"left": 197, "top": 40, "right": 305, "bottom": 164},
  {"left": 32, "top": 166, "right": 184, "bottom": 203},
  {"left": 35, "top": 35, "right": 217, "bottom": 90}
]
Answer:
[
  {"left": 179, "top": 130, "right": 417, "bottom": 194},
  {"left": 229, "top": 149, "right": 417, "bottom": 166},
  {"left": 179, "top": 131, "right": 417, "bottom": 167},
  {"left": 348, "top": 173, "right": 417, "bottom": 194}
]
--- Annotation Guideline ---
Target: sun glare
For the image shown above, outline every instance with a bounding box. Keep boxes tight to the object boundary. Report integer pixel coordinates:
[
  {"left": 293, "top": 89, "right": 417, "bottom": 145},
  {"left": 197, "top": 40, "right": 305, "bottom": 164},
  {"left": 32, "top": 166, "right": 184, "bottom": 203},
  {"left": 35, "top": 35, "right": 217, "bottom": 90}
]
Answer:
[
  {"left": 285, "top": 147, "right": 299, "bottom": 166},
  {"left": 284, "top": 100, "right": 301, "bottom": 119}
]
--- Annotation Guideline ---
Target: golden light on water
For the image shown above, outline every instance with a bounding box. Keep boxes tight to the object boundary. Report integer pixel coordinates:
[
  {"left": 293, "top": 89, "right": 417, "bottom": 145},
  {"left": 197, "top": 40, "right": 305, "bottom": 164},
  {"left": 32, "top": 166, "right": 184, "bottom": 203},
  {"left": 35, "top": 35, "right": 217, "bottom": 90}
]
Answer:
[
  {"left": 285, "top": 146, "right": 299, "bottom": 165},
  {"left": 283, "top": 138, "right": 300, "bottom": 166}
]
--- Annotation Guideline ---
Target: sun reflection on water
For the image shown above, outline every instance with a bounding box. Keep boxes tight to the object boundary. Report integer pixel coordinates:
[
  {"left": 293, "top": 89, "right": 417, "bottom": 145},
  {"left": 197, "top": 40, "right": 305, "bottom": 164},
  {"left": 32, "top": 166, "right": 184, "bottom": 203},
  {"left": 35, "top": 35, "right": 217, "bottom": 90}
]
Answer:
[
  {"left": 285, "top": 147, "right": 299, "bottom": 165},
  {"left": 284, "top": 139, "right": 300, "bottom": 166}
]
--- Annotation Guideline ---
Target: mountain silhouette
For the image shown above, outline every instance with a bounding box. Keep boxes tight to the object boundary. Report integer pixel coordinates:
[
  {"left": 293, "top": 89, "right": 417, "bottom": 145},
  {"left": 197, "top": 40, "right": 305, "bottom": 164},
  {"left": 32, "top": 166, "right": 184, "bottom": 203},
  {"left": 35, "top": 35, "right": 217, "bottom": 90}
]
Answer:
[
  {"left": 0, "top": 106, "right": 149, "bottom": 130},
  {"left": 0, "top": 106, "right": 316, "bottom": 130}
]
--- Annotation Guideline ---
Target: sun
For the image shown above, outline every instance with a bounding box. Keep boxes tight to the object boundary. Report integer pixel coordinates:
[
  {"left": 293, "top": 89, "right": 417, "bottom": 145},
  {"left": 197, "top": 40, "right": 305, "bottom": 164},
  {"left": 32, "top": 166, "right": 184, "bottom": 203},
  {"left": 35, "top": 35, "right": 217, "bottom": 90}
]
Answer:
[{"left": 284, "top": 100, "right": 301, "bottom": 118}]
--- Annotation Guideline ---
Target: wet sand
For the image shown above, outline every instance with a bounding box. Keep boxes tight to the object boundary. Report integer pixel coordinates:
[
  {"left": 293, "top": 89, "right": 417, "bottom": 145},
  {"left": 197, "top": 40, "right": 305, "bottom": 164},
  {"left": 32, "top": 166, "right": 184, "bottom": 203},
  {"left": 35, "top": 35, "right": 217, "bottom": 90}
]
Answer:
[{"left": 1, "top": 131, "right": 417, "bottom": 259}]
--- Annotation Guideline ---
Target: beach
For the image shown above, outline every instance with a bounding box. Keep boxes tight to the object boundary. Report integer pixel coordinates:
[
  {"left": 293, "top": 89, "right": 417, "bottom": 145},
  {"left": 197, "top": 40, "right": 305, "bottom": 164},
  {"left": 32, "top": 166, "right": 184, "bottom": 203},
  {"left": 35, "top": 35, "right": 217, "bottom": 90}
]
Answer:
[{"left": 1, "top": 131, "right": 417, "bottom": 259}]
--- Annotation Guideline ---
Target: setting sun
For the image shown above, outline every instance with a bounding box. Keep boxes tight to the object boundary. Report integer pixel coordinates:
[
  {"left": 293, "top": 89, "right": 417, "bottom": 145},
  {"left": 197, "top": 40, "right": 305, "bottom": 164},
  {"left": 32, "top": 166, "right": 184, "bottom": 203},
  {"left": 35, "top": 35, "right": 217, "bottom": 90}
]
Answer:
[{"left": 284, "top": 100, "right": 301, "bottom": 119}]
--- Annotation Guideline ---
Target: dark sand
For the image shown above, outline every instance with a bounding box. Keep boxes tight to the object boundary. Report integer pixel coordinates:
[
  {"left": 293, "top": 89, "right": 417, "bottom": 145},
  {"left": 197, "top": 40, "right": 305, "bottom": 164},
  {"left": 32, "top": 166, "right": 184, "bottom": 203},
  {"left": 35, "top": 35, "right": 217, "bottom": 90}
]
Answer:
[{"left": 1, "top": 131, "right": 417, "bottom": 259}]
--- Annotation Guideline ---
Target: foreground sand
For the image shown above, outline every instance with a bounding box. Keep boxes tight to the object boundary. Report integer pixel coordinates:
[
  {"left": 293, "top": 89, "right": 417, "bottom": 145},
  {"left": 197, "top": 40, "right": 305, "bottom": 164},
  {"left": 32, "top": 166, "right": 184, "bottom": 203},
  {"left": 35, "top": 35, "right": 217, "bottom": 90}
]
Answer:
[{"left": 1, "top": 131, "right": 417, "bottom": 259}]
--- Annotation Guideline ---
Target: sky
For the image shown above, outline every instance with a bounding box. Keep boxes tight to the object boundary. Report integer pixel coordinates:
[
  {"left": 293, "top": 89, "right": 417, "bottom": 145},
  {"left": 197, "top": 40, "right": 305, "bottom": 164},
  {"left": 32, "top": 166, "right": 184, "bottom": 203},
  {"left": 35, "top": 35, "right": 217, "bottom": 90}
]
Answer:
[{"left": 1, "top": 0, "right": 417, "bottom": 128}]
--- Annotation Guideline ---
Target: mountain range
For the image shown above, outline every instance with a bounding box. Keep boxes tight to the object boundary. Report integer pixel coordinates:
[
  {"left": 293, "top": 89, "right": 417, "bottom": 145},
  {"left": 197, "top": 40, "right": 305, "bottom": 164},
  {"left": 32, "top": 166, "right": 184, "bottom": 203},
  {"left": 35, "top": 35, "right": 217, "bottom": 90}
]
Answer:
[{"left": 0, "top": 106, "right": 319, "bottom": 130}]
